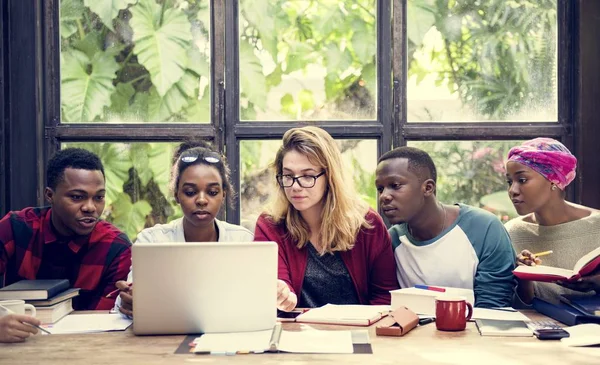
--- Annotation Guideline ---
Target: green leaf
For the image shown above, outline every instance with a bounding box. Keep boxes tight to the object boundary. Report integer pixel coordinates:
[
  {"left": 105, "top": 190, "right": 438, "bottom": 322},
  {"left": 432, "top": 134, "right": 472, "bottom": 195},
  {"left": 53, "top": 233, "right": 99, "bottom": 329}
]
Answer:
[
  {"left": 61, "top": 50, "right": 119, "bottom": 122},
  {"left": 407, "top": 0, "right": 435, "bottom": 46},
  {"left": 84, "top": 0, "right": 137, "bottom": 32},
  {"left": 182, "top": 93, "right": 210, "bottom": 123},
  {"left": 147, "top": 143, "right": 175, "bottom": 198},
  {"left": 240, "top": 0, "right": 278, "bottom": 61},
  {"left": 361, "top": 62, "right": 376, "bottom": 100},
  {"left": 351, "top": 20, "right": 376, "bottom": 64},
  {"left": 130, "top": 0, "right": 192, "bottom": 96},
  {"left": 280, "top": 93, "right": 295, "bottom": 117},
  {"left": 187, "top": 46, "right": 210, "bottom": 79},
  {"left": 196, "top": 3, "right": 210, "bottom": 27},
  {"left": 110, "top": 193, "right": 152, "bottom": 241},
  {"left": 313, "top": 6, "right": 344, "bottom": 36},
  {"left": 110, "top": 83, "right": 136, "bottom": 113},
  {"left": 99, "top": 144, "right": 133, "bottom": 206},
  {"left": 72, "top": 31, "right": 103, "bottom": 60},
  {"left": 325, "top": 43, "right": 353, "bottom": 75},
  {"left": 60, "top": 0, "right": 85, "bottom": 39},
  {"left": 148, "top": 70, "right": 199, "bottom": 121},
  {"left": 298, "top": 89, "right": 314, "bottom": 112},
  {"left": 239, "top": 41, "right": 266, "bottom": 110},
  {"left": 285, "top": 42, "right": 315, "bottom": 74},
  {"left": 129, "top": 144, "right": 152, "bottom": 186}
]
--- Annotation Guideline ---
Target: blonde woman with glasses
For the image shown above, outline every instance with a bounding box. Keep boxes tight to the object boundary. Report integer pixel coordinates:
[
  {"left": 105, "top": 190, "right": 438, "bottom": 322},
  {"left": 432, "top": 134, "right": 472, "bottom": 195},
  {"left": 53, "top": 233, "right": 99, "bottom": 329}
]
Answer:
[{"left": 255, "top": 126, "right": 399, "bottom": 312}]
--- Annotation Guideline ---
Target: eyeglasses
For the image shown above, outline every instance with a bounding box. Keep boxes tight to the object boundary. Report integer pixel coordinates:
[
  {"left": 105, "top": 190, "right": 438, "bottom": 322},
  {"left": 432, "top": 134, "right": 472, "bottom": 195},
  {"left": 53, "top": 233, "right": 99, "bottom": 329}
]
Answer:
[
  {"left": 180, "top": 150, "right": 221, "bottom": 164},
  {"left": 276, "top": 171, "right": 326, "bottom": 188}
]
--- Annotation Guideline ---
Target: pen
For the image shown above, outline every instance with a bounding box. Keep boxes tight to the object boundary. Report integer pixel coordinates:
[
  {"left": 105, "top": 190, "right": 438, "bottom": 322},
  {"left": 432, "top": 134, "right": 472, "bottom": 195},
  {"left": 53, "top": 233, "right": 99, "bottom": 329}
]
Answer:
[
  {"left": 489, "top": 307, "right": 517, "bottom": 312},
  {"left": 418, "top": 317, "right": 435, "bottom": 326},
  {"left": 530, "top": 250, "right": 553, "bottom": 258},
  {"left": 0, "top": 304, "right": 51, "bottom": 335},
  {"left": 106, "top": 282, "right": 132, "bottom": 298},
  {"left": 414, "top": 284, "right": 446, "bottom": 292}
]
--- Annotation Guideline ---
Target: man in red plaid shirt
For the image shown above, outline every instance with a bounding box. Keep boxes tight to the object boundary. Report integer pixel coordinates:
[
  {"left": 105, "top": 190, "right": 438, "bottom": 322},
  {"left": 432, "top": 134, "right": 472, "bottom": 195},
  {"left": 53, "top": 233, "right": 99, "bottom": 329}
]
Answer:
[{"left": 0, "top": 148, "right": 131, "bottom": 321}]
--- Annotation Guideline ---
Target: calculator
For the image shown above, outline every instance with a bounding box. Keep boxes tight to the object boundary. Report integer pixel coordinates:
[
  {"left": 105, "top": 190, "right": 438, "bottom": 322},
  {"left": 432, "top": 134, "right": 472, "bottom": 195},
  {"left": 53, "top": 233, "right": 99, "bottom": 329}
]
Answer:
[{"left": 527, "top": 321, "right": 570, "bottom": 340}]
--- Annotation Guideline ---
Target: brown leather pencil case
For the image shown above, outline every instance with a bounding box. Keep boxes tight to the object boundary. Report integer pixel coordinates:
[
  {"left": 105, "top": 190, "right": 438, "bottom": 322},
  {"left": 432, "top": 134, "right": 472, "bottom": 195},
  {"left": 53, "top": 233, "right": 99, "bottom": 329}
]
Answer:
[{"left": 375, "top": 306, "right": 419, "bottom": 337}]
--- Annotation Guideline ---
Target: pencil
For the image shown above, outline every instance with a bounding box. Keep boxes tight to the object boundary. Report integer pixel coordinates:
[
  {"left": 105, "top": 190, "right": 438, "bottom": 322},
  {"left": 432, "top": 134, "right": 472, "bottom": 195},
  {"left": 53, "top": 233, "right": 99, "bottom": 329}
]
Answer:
[
  {"left": 106, "top": 282, "right": 132, "bottom": 298},
  {"left": 531, "top": 250, "right": 553, "bottom": 257}
]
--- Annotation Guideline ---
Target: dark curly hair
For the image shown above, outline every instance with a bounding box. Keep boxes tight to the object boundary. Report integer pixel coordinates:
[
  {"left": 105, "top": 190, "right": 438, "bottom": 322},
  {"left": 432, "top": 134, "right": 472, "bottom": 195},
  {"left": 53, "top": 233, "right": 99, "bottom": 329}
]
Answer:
[
  {"left": 171, "top": 140, "right": 235, "bottom": 208},
  {"left": 378, "top": 146, "right": 437, "bottom": 183},
  {"left": 46, "top": 148, "right": 105, "bottom": 190}
]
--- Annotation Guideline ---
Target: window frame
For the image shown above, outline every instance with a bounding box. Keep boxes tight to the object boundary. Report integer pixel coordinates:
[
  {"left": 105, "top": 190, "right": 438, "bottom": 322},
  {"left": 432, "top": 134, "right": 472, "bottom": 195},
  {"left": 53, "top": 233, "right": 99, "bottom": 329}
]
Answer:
[{"left": 2, "top": 0, "right": 596, "bottom": 221}]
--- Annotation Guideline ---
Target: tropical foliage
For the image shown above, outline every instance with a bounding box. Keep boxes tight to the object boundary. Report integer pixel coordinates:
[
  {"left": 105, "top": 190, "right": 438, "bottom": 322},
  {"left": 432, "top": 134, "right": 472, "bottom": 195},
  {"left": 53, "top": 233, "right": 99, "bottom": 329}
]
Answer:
[{"left": 59, "top": 0, "right": 556, "bottom": 238}]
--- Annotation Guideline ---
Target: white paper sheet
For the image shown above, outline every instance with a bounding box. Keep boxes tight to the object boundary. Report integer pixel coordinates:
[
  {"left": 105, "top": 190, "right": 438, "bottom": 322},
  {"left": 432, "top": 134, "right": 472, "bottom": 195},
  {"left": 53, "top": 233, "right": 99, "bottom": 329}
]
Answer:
[
  {"left": 43, "top": 313, "right": 132, "bottom": 334},
  {"left": 193, "top": 330, "right": 272, "bottom": 352},
  {"left": 562, "top": 323, "right": 600, "bottom": 347}
]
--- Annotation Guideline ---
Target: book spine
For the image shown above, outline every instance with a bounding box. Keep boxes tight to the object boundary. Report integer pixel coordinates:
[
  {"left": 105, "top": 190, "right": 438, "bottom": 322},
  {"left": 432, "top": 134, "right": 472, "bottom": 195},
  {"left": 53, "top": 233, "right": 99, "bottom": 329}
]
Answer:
[{"left": 46, "top": 280, "right": 71, "bottom": 299}]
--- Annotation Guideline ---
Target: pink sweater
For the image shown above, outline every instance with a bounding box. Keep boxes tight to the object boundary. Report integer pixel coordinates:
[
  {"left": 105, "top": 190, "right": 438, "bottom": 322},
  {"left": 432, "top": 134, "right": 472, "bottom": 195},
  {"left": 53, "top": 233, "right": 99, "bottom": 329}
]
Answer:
[{"left": 254, "top": 209, "right": 399, "bottom": 305}]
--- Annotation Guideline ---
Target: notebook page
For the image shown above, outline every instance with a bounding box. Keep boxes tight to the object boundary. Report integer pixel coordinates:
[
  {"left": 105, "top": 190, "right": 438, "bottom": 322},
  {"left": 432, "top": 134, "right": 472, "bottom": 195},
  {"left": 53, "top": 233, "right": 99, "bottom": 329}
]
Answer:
[
  {"left": 192, "top": 330, "right": 272, "bottom": 353},
  {"left": 297, "top": 304, "right": 390, "bottom": 323},
  {"left": 278, "top": 329, "right": 353, "bottom": 354},
  {"left": 573, "top": 246, "right": 600, "bottom": 273},
  {"left": 472, "top": 308, "right": 531, "bottom": 321},
  {"left": 44, "top": 313, "right": 132, "bottom": 334}
]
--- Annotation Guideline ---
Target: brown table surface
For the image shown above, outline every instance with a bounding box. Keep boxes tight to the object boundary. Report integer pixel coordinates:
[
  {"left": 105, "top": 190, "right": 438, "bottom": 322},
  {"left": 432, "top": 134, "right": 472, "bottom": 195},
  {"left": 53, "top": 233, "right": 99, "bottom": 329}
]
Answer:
[{"left": 1, "top": 310, "right": 599, "bottom": 365}]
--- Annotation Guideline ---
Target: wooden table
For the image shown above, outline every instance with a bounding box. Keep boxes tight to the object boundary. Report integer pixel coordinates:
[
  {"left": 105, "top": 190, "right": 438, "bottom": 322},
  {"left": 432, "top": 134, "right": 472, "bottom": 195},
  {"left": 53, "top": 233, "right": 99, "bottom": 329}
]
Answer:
[{"left": 1, "top": 311, "right": 599, "bottom": 365}]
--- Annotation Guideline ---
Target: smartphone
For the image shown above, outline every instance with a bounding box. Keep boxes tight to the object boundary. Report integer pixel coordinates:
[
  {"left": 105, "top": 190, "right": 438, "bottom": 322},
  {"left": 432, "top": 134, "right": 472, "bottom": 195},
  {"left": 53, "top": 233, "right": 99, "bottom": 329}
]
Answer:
[
  {"left": 534, "top": 328, "right": 570, "bottom": 340},
  {"left": 277, "top": 311, "right": 303, "bottom": 322}
]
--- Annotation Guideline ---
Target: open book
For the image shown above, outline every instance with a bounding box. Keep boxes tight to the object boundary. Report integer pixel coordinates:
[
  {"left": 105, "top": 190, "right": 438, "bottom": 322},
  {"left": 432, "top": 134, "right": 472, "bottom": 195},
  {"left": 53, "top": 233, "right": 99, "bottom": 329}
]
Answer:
[
  {"left": 295, "top": 304, "right": 389, "bottom": 326},
  {"left": 513, "top": 246, "right": 600, "bottom": 282},
  {"left": 192, "top": 323, "right": 363, "bottom": 354}
]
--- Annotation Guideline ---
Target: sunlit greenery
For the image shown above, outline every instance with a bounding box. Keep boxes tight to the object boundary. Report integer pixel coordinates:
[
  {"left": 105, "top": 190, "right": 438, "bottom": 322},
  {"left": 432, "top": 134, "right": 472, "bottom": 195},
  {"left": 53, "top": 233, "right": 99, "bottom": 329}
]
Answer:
[{"left": 59, "top": 0, "right": 556, "bottom": 238}]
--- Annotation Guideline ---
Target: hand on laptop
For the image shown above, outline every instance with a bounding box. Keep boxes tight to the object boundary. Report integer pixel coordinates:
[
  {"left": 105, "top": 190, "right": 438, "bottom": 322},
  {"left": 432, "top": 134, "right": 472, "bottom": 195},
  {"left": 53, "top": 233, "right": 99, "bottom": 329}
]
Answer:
[
  {"left": 277, "top": 280, "right": 297, "bottom": 312},
  {"left": 0, "top": 314, "right": 40, "bottom": 343},
  {"left": 116, "top": 280, "right": 134, "bottom": 317}
]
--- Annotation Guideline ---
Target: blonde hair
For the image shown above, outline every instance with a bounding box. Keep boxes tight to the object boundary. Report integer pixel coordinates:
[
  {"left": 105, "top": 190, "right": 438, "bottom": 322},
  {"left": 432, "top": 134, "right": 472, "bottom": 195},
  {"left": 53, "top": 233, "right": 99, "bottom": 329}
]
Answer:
[{"left": 267, "top": 126, "right": 371, "bottom": 254}]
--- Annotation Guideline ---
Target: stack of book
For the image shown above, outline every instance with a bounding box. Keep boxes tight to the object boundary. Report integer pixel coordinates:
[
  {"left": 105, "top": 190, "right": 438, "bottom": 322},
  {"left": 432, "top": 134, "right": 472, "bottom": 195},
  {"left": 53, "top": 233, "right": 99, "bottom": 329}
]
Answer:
[{"left": 0, "top": 279, "right": 79, "bottom": 324}]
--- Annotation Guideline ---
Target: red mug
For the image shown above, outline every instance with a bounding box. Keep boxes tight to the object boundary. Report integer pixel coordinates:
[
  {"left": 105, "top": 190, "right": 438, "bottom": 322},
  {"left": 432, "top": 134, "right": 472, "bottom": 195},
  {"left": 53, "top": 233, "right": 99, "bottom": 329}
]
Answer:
[{"left": 435, "top": 296, "right": 473, "bottom": 331}]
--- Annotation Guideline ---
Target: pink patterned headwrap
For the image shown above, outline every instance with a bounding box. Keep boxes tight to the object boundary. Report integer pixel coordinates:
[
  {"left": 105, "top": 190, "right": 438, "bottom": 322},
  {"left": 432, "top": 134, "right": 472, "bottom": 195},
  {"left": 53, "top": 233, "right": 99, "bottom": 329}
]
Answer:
[{"left": 507, "top": 138, "right": 577, "bottom": 190}]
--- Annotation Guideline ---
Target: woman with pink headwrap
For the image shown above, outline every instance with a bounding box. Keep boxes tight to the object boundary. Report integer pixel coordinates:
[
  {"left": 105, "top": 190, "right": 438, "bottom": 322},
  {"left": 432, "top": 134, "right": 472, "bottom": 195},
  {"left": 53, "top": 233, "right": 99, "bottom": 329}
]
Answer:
[{"left": 504, "top": 138, "right": 600, "bottom": 305}]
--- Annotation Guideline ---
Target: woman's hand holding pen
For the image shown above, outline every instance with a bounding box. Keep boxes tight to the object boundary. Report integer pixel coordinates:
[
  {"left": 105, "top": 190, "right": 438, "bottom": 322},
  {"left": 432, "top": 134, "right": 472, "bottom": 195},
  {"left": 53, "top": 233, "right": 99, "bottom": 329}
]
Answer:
[
  {"left": 277, "top": 280, "right": 297, "bottom": 312},
  {"left": 115, "top": 281, "right": 134, "bottom": 317}
]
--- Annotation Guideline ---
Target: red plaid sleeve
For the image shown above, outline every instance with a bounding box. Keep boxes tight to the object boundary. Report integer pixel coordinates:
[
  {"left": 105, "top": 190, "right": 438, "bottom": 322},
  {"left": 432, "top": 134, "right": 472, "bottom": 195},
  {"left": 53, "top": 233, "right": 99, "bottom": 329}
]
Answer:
[
  {"left": 72, "top": 222, "right": 132, "bottom": 310},
  {"left": 0, "top": 212, "right": 16, "bottom": 278}
]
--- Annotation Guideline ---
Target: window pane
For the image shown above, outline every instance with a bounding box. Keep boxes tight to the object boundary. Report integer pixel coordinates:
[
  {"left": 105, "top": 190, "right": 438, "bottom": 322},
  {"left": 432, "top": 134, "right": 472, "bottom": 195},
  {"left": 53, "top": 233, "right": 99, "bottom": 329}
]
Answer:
[
  {"left": 407, "top": 0, "right": 557, "bottom": 122},
  {"left": 240, "top": 139, "right": 378, "bottom": 231},
  {"left": 60, "top": 0, "right": 210, "bottom": 123},
  {"left": 238, "top": 0, "right": 377, "bottom": 121},
  {"left": 62, "top": 142, "right": 181, "bottom": 241},
  {"left": 407, "top": 141, "right": 521, "bottom": 221}
]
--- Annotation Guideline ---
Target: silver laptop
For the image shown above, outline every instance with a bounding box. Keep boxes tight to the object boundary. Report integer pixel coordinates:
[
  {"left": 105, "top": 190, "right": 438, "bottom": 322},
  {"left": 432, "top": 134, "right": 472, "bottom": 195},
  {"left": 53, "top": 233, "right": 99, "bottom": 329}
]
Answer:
[{"left": 132, "top": 241, "right": 277, "bottom": 335}]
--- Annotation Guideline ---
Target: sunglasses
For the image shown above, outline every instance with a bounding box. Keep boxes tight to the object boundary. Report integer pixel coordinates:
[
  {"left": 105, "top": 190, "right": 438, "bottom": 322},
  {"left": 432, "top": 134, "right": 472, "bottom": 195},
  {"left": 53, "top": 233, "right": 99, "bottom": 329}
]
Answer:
[{"left": 180, "top": 150, "right": 221, "bottom": 164}]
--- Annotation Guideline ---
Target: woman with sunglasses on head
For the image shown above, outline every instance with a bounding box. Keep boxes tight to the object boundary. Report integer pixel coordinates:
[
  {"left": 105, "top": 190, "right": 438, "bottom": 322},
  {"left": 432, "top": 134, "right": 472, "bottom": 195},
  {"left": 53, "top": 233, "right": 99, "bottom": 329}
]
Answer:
[
  {"left": 114, "top": 141, "right": 253, "bottom": 317},
  {"left": 254, "top": 126, "right": 399, "bottom": 312},
  {"left": 505, "top": 138, "right": 600, "bottom": 306}
]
